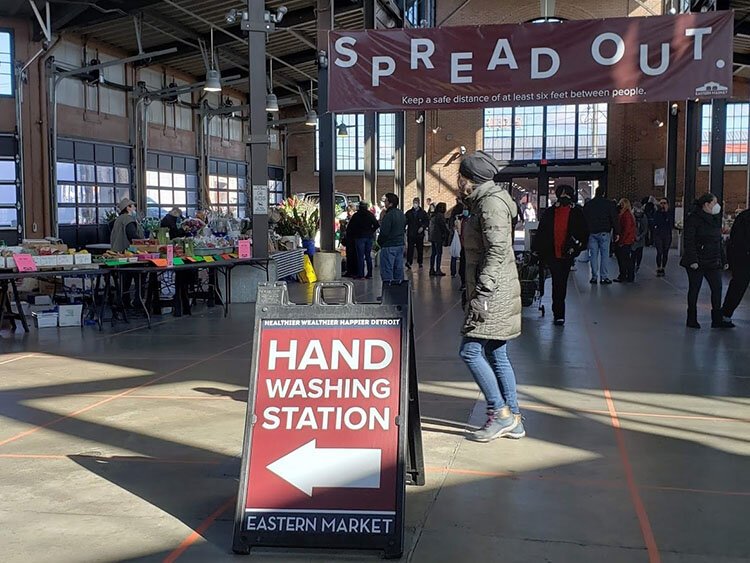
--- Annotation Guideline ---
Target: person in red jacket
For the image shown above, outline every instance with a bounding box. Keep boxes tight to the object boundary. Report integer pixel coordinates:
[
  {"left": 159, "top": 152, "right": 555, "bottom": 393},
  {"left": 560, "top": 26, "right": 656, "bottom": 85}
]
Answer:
[{"left": 615, "top": 198, "right": 637, "bottom": 283}]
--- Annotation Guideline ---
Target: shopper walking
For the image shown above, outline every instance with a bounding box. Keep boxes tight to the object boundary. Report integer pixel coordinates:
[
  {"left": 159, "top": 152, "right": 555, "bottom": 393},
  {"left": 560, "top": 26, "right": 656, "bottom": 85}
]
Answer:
[
  {"left": 346, "top": 201, "right": 380, "bottom": 279},
  {"left": 429, "top": 202, "right": 450, "bottom": 276},
  {"left": 721, "top": 208, "right": 750, "bottom": 323},
  {"left": 583, "top": 187, "right": 620, "bottom": 284},
  {"left": 632, "top": 201, "right": 650, "bottom": 276},
  {"left": 377, "top": 193, "right": 407, "bottom": 283},
  {"left": 405, "top": 198, "right": 429, "bottom": 269},
  {"left": 615, "top": 198, "right": 636, "bottom": 283},
  {"left": 643, "top": 196, "right": 657, "bottom": 247},
  {"left": 456, "top": 151, "right": 524, "bottom": 442},
  {"left": 681, "top": 193, "right": 734, "bottom": 329},
  {"left": 532, "top": 184, "right": 589, "bottom": 325},
  {"left": 653, "top": 198, "right": 674, "bottom": 276}
]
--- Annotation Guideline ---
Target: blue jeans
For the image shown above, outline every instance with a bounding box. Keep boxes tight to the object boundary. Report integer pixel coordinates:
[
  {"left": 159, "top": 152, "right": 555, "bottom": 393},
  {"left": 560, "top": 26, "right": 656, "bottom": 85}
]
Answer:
[
  {"left": 459, "top": 338, "right": 519, "bottom": 414},
  {"left": 430, "top": 241, "right": 443, "bottom": 272},
  {"left": 355, "top": 238, "right": 374, "bottom": 278},
  {"left": 379, "top": 245, "right": 404, "bottom": 282},
  {"left": 588, "top": 232, "right": 612, "bottom": 281}
]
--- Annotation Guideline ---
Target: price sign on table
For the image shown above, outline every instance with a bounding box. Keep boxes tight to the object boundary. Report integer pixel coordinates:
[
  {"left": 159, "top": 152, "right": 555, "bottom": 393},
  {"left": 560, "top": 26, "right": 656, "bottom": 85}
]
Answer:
[
  {"left": 238, "top": 239, "right": 252, "bottom": 259},
  {"left": 14, "top": 254, "right": 37, "bottom": 272},
  {"left": 166, "top": 245, "right": 174, "bottom": 267}
]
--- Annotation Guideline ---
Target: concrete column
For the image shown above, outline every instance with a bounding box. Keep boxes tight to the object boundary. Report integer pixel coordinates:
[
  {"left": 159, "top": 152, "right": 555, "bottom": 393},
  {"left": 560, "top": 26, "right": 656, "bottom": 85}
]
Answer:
[
  {"left": 666, "top": 102, "right": 678, "bottom": 205},
  {"left": 317, "top": 0, "right": 335, "bottom": 251}
]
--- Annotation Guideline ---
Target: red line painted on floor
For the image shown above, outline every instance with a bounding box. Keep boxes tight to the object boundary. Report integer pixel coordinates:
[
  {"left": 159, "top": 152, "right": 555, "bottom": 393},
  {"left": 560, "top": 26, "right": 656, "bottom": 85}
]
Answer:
[
  {"left": 0, "top": 340, "right": 252, "bottom": 449},
  {"left": 162, "top": 496, "right": 235, "bottom": 563},
  {"left": 573, "top": 280, "right": 661, "bottom": 563}
]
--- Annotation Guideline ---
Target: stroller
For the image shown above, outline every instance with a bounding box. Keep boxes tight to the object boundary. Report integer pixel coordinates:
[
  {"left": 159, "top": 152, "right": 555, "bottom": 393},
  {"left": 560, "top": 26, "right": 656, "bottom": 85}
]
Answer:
[{"left": 515, "top": 250, "right": 546, "bottom": 316}]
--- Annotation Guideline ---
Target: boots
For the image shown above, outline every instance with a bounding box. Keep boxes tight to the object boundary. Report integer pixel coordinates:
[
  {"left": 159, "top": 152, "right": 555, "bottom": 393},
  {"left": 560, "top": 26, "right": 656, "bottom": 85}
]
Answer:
[
  {"left": 686, "top": 308, "right": 700, "bottom": 329},
  {"left": 711, "top": 309, "right": 735, "bottom": 329}
]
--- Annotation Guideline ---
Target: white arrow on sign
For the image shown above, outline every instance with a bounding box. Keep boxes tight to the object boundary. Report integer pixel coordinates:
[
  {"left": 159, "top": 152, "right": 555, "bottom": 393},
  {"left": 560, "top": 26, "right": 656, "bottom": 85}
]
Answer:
[{"left": 266, "top": 439, "right": 382, "bottom": 497}]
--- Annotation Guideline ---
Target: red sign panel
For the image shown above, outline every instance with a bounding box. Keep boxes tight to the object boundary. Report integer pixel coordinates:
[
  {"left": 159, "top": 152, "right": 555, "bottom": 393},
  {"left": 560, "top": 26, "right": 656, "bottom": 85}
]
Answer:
[
  {"left": 242, "top": 319, "right": 402, "bottom": 535},
  {"left": 328, "top": 11, "right": 733, "bottom": 112}
]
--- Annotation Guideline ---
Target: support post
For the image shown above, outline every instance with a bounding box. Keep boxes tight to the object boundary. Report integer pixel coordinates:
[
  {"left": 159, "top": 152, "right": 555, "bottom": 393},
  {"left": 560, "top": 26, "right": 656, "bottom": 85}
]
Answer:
[
  {"left": 666, "top": 102, "right": 678, "bottom": 206},
  {"left": 416, "top": 111, "right": 426, "bottom": 204},
  {"left": 709, "top": 98, "right": 726, "bottom": 206},
  {"left": 317, "top": 0, "right": 335, "bottom": 251},
  {"left": 247, "top": 0, "right": 269, "bottom": 258},
  {"left": 394, "top": 112, "right": 405, "bottom": 206},
  {"left": 364, "top": 113, "right": 377, "bottom": 205},
  {"left": 683, "top": 100, "right": 699, "bottom": 212},
  {"left": 363, "top": 0, "right": 377, "bottom": 206}
]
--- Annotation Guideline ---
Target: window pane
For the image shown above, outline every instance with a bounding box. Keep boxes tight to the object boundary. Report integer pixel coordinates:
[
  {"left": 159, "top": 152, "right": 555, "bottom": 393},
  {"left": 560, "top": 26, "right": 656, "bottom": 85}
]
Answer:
[
  {"left": 378, "top": 113, "right": 396, "bottom": 170},
  {"left": 159, "top": 171, "right": 172, "bottom": 187},
  {"left": 186, "top": 174, "right": 198, "bottom": 189},
  {"left": 78, "top": 207, "right": 97, "bottom": 225},
  {"left": 173, "top": 173, "right": 186, "bottom": 188},
  {"left": 545, "top": 105, "right": 577, "bottom": 160},
  {"left": 160, "top": 189, "right": 173, "bottom": 205},
  {"left": 98, "top": 185, "right": 114, "bottom": 204},
  {"left": 0, "top": 183, "right": 16, "bottom": 204},
  {"left": 115, "top": 166, "right": 130, "bottom": 184},
  {"left": 577, "top": 103, "right": 608, "bottom": 159},
  {"left": 147, "top": 189, "right": 159, "bottom": 204},
  {"left": 147, "top": 206, "right": 160, "bottom": 218},
  {"left": 78, "top": 185, "right": 96, "bottom": 204},
  {"left": 57, "top": 162, "right": 75, "bottom": 182},
  {"left": 0, "top": 208, "right": 17, "bottom": 227},
  {"left": 116, "top": 187, "right": 130, "bottom": 202},
  {"left": 173, "top": 191, "right": 186, "bottom": 205},
  {"left": 725, "top": 103, "right": 748, "bottom": 166},
  {"left": 187, "top": 190, "right": 197, "bottom": 205},
  {"left": 96, "top": 165, "right": 114, "bottom": 183},
  {"left": 513, "top": 106, "right": 544, "bottom": 161},
  {"left": 57, "top": 184, "right": 76, "bottom": 203},
  {"left": 76, "top": 164, "right": 96, "bottom": 183},
  {"left": 58, "top": 207, "right": 76, "bottom": 225},
  {"left": 0, "top": 160, "right": 16, "bottom": 181},
  {"left": 146, "top": 170, "right": 159, "bottom": 186}
]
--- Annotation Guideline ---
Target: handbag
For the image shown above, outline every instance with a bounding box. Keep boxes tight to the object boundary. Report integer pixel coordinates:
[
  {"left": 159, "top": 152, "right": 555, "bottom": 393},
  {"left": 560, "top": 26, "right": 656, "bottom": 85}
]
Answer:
[{"left": 563, "top": 234, "right": 585, "bottom": 258}]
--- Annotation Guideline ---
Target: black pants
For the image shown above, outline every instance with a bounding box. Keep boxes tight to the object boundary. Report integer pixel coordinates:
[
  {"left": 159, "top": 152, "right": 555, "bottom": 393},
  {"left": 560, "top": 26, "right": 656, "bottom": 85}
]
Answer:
[
  {"left": 430, "top": 242, "right": 443, "bottom": 272},
  {"left": 616, "top": 245, "right": 634, "bottom": 282},
  {"left": 654, "top": 233, "right": 672, "bottom": 269},
  {"left": 686, "top": 267, "right": 722, "bottom": 317},
  {"left": 722, "top": 265, "right": 750, "bottom": 318},
  {"left": 633, "top": 246, "right": 644, "bottom": 272},
  {"left": 406, "top": 236, "right": 424, "bottom": 266},
  {"left": 548, "top": 258, "right": 573, "bottom": 320}
]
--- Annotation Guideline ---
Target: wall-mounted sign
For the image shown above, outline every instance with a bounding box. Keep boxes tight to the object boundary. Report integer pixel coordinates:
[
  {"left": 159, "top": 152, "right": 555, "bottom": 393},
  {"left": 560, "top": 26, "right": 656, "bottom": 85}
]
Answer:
[{"left": 329, "top": 12, "right": 733, "bottom": 111}]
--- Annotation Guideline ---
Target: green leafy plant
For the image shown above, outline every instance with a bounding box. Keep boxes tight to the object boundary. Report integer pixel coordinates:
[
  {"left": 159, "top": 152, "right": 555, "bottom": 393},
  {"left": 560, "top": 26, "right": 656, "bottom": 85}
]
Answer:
[{"left": 104, "top": 209, "right": 118, "bottom": 224}]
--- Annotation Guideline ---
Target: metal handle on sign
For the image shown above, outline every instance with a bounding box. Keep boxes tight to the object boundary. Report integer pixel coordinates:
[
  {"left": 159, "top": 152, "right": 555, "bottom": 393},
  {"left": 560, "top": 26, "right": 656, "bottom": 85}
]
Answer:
[{"left": 311, "top": 281, "right": 355, "bottom": 305}]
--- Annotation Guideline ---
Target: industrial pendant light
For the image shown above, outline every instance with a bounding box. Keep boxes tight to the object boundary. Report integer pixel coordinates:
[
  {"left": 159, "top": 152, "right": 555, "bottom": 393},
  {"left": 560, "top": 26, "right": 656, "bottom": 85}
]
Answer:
[
  {"left": 204, "top": 28, "right": 222, "bottom": 92},
  {"left": 265, "top": 59, "right": 279, "bottom": 112},
  {"left": 305, "top": 81, "right": 317, "bottom": 126},
  {"left": 337, "top": 122, "right": 349, "bottom": 137}
]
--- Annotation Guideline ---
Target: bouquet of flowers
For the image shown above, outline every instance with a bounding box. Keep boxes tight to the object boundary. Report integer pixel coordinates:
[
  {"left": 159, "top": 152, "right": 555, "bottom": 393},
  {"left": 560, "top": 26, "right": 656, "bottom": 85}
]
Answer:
[
  {"left": 180, "top": 217, "right": 205, "bottom": 236},
  {"left": 140, "top": 216, "right": 160, "bottom": 234}
]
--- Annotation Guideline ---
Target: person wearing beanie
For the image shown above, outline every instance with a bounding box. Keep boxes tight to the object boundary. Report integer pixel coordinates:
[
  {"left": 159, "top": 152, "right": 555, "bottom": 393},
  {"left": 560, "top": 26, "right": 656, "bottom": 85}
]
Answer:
[
  {"left": 532, "top": 184, "right": 589, "bottom": 325},
  {"left": 457, "top": 151, "right": 525, "bottom": 442}
]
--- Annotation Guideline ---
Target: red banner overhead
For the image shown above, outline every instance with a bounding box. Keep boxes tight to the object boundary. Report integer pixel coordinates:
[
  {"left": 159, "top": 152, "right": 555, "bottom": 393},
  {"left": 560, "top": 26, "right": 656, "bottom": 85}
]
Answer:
[{"left": 328, "top": 11, "right": 734, "bottom": 112}]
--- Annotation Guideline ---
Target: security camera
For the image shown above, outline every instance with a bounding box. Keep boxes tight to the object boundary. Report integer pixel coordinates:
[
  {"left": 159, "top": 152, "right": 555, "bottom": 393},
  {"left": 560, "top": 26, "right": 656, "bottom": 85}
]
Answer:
[
  {"left": 226, "top": 8, "right": 238, "bottom": 24},
  {"left": 459, "top": 146, "right": 467, "bottom": 155},
  {"left": 276, "top": 6, "right": 288, "bottom": 21}
]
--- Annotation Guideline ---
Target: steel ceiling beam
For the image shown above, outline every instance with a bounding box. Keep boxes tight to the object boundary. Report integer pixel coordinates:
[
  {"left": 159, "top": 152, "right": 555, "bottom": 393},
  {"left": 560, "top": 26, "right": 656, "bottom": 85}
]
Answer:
[
  {"left": 55, "top": 0, "right": 165, "bottom": 32},
  {"left": 279, "top": 0, "right": 362, "bottom": 28}
]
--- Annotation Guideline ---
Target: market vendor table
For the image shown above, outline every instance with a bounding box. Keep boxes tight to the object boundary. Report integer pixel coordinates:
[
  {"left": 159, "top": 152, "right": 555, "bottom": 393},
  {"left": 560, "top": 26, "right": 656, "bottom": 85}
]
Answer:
[
  {"left": 0, "top": 267, "right": 108, "bottom": 333},
  {"left": 100, "top": 258, "right": 270, "bottom": 328}
]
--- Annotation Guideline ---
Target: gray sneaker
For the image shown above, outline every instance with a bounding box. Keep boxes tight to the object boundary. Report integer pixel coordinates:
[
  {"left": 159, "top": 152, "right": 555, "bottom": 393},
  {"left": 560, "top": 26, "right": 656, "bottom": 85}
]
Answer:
[
  {"left": 504, "top": 414, "right": 526, "bottom": 440},
  {"left": 467, "top": 406, "right": 519, "bottom": 442}
]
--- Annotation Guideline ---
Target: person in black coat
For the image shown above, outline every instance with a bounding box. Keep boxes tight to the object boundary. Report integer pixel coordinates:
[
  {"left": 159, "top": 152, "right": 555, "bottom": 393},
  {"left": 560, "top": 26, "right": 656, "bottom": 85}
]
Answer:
[
  {"left": 653, "top": 197, "right": 674, "bottom": 276},
  {"left": 721, "top": 208, "right": 750, "bottom": 323},
  {"left": 346, "top": 202, "right": 380, "bottom": 279},
  {"left": 680, "top": 193, "right": 733, "bottom": 329},
  {"left": 532, "top": 184, "right": 589, "bottom": 325},
  {"left": 405, "top": 198, "right": 429, "bottom": 268},
  {"left": 160, "top": 207, "right": 186, "bottom": 239}
]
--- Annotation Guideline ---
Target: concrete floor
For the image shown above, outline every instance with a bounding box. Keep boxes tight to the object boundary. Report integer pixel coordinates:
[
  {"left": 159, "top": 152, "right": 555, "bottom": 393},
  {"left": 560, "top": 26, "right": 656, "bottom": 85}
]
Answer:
[{"left": 0, "top": 248, "right": 748, "bottom": 563}]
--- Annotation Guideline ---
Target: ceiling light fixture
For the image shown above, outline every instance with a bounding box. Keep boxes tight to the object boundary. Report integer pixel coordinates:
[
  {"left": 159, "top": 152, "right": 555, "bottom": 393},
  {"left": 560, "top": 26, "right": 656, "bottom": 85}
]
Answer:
[
  {"left": 203, "top": 28, "right": 222, "bottom": 93},
  {"left": 266, "top": 58, "right": 279, "bottom": 112},
  {"left": 337, "top": 122, "right": 349, "bottom": 136}
]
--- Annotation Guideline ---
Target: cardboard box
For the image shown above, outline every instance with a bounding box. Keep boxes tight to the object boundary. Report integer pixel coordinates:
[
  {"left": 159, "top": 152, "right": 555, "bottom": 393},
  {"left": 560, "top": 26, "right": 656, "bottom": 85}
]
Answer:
[
  {"left": 56, "top": 255, "right": 75, "bottom": 266},
  {"left": 73, "top": 253, "right": 92, "bottom": 265},
  {"left": 58, "top": 304, "right": 83, "bottom": 327},
  {"left": 3, "top": 257, "right": 15, "bottom": 269},
  {"left": 32, "top": 311, "right": 58, "bottom": 328}
]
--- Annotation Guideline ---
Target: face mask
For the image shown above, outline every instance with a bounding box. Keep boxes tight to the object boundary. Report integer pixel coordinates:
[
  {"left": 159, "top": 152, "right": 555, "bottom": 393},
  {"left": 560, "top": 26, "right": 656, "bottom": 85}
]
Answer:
[
  {"left": 558, "top": 195, "right": 571, "bottom": 204},
  {"left": 711, "top": 203, "right": 721, "bottom": 215},
  {"left": 462, "top": 209, "right": 469, "bottom": 217}
]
